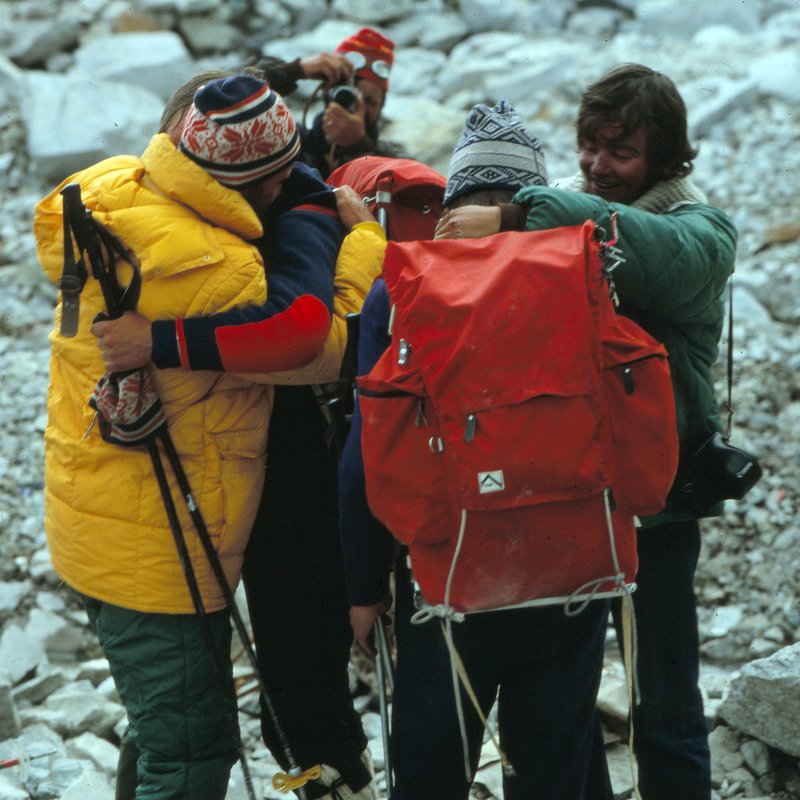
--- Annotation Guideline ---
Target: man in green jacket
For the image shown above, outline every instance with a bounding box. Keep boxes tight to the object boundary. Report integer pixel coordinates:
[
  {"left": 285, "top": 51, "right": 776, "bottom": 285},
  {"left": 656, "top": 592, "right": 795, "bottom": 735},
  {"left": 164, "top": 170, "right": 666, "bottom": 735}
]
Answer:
[{"left": 435, "top": 63, "right": 737, "bottom": 800}]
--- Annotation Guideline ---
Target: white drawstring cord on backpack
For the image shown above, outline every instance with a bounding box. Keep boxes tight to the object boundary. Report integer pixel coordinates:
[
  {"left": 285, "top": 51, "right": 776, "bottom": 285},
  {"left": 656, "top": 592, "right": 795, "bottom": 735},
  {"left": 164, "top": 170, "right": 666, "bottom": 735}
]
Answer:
[
  {"left": 439, "top": 616, "right": 515, "bottom": 781},
  {"left": 596, "top": 488, "right": 643, "bottom": 799},
  {"left": 443, "top": 615, "right": 473, "bottom": 784},
  {"left": 441, "top": 509, "right": 514, "bottom": 781}
]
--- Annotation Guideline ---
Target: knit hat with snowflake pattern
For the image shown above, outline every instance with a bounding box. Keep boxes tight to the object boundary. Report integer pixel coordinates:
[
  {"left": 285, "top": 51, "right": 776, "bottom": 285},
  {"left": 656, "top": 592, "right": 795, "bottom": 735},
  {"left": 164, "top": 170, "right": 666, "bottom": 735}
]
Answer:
[{"left": 179, "top": 74, "right": 301, "bottom": 189}]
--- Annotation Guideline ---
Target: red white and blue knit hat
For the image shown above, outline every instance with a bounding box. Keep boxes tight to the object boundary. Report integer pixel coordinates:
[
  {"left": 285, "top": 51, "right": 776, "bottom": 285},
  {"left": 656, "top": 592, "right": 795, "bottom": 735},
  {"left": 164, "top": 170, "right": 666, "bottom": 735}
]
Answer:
[
  {"left": 179, "top": 75, "right": 301, "bottom": 189},
  {"left": 335, "top": 28, "right": 395, "bottom": 92}
]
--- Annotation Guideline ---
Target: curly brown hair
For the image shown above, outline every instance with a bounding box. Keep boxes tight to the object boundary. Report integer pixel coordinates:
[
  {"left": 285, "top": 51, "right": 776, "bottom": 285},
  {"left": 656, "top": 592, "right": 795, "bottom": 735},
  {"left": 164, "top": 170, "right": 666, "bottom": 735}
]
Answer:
[{"left": 576, "top": 63, "right": 698, "bottom": 181}]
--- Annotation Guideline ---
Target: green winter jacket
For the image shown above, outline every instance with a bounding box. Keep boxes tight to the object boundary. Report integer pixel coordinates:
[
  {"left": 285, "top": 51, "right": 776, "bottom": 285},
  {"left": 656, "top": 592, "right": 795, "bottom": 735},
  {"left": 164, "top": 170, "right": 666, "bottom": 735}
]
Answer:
[{"left": 513, "top": 176, "right": 737, "bottom": 522}]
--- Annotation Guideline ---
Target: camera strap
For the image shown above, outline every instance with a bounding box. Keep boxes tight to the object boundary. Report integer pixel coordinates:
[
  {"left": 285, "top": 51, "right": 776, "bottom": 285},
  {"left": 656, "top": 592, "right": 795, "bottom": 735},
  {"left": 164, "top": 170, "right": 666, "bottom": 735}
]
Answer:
[{"left": 722, "top": 280, "right": 734, "bottom": 440}]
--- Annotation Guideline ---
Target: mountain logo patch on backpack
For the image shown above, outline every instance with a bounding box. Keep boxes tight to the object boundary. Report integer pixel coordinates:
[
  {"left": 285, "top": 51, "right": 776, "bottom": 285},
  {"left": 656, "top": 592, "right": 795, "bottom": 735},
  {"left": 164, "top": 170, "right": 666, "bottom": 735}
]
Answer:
[{"left": 478, "top": 471, "right": 505, "bottom": 494}]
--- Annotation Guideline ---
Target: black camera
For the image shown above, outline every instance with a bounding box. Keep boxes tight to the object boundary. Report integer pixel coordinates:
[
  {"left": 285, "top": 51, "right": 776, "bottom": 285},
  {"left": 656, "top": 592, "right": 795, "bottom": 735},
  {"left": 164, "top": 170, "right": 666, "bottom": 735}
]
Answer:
[
  {"left": 327, "top": 84, "right": 359, "bottom": 113},
  {"left": 671, "top": 432, "right": 763, "bottom": 516}
]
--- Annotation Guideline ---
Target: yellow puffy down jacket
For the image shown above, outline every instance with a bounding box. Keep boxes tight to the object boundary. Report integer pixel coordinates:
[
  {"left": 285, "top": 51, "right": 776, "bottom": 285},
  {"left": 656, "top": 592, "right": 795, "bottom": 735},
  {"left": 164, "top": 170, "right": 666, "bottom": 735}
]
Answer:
[{"left": 34, "top": 133, "right": 273, "bottom": 614}]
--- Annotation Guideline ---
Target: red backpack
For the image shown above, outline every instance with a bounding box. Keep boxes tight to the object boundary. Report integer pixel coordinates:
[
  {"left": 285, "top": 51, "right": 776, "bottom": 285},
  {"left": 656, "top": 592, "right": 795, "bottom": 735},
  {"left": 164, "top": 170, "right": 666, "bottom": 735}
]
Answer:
[
  {"left": 327, "top": 156, "right": 446, "bottom": 242},
  {"left": 356, "top": 222, "right": 679, "bottom": 615}
]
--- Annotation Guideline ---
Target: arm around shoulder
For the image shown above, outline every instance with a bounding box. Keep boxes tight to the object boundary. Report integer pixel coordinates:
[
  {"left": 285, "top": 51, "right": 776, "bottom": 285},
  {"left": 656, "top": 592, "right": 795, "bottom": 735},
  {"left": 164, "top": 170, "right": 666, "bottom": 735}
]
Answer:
[{"left": 254, "top": 221, "right": 386, "bottom": 385}]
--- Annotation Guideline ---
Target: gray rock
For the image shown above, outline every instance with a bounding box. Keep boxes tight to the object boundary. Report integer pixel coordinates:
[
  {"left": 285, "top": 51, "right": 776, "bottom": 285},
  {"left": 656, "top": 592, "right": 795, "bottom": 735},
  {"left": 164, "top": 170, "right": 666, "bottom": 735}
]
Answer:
[
  {"left": 388, "top": 11, "right": 470, "bottom": 52},
  {"left": 138, "top": 0, "right": 217, "bottom": 16},
  {"left": 59, "top": 768, "right": 114, "bottom": 799},
  {"left": 741, "top": 737, "right": 773, "bottom": 777},
  {"left": 4, "top": 14, "right": 83, "bottom": 68},
  {"left": 330, "top": 0, "right": 416, "bottom": 26},
  {"left": 748, "top": 50, "right": 800, "bottom": 103},
  {"left": 604, "top": 742, "right": 636, "bottom": 800},
  {"left": 631, "top": 0, "right": 760, "bottom": 36},
  {"left": 75, "top": 658, "right": 112, "bottom": 687},
  {"left": 11, "top": 666, "right": 67, "bottom": 705},
  {"left": 388, "top": 48, "right": 448, "bottom": 101},
  {"left": 381, "top": 97, "right": 465, "bottom": 174},
  {"left": 689, "top": 77, "right": 761, "bottom": 140},
  {"left": 259, "top": 19, "right": 359, "bottom": 66},
  {"left": 703, "top": 605, "right": 745, "bottom": 639},
  {"left": 24, "top": 71, "right": 162, "bottom": 183},
  {"left": 40, "top": 758, "right": 109, "bottom": 799},
  {"left": 0, "top": 581, "right": 32, "bottom": 614},
  {"left": 279, "top": 0, "right": 328, "bottom": 34},
  {"left": 179, "top": 15, "right": 244, "bottom": 55},
  {"left": 71, "top": 31, "right": 197, "bottom": 100},
  {"left": 25, "top": 608, "right": 91, "bottom": 661},
  {"left": 65, "top": 731, "right": 119, "bottom": 777},
  {"left": 459, "top": 0, "right": 571, "bottom": 35},
  {"left": 0, "top": 623, "right": 45, "bottom": 685},
  {"left": 0, "top": 677, "right": 22, "bottom": 740},
  {"left": 718, "top": 644, "right": 800, "bottom": 757},
  {"left": 19, "top": 680, "right": 126, "bottom": 738},
  {"left": 566, "top": 8, "right": 627, "bottom": 39},
  {"left": 28, "top": 548, "right": 58, "bottom": 585},
  {"left": 709, "top": 725, "right": 745, "bottom": 788},
  {"left": 0, "top": 55, "right": 25, "bottom": 104},
  {"left": 0, "top": 775, "right": 28, "bottom": 800}
]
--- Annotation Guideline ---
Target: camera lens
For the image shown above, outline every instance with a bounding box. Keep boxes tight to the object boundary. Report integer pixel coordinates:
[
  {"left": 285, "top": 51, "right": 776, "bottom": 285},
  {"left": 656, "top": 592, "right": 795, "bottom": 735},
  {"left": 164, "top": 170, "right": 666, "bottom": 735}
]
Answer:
[{"left": 328, "top": 85, "right": 358, "bottom": 113}]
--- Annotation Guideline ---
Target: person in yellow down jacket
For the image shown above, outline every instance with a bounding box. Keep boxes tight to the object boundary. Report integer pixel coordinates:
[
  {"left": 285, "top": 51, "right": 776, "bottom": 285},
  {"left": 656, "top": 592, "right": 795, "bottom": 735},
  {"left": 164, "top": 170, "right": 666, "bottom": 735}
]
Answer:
[{"left": 33, "top": 75, "right": 347, "bottom": 800}]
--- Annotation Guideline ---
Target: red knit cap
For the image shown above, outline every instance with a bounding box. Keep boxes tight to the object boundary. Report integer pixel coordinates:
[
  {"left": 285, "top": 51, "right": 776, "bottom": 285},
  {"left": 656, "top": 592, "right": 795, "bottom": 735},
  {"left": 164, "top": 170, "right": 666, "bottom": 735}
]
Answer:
[{"left": 335, "top": 27, "right": 395, "bottom": 92}]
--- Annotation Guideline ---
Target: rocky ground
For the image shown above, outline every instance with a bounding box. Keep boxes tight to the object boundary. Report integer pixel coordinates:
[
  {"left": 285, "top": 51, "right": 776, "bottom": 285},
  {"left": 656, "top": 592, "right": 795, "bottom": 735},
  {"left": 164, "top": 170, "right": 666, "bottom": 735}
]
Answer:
[{"left": 1, "top": 0, "right": 799, "bottom": 798}]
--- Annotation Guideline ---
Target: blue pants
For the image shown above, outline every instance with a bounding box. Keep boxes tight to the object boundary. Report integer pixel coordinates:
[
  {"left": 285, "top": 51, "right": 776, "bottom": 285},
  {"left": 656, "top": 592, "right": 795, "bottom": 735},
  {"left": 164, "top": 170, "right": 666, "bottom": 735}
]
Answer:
[
  {"left": 627, "top": 520, "right": 711, "bottom": 799},
  {"left": 242, "top": 386, "right": 369, "bottom": 796},
  {"left": 83, "top": 597, "right": 238, "bottom": 800},
  {"left": 390, "top": 560, "right": 610, "bottom": 800},
  {"left": 586, "top": 519, "right": 711, "bottom": 800}
]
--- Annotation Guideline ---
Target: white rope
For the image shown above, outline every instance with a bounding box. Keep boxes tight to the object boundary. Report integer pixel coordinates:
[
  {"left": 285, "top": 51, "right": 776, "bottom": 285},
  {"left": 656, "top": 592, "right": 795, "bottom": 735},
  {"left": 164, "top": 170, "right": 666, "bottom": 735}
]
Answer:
[
  {"left": 439, "top": 617, "right": 515, "bottom": 781},
  {"left": 600, "top": 488, "right": 643, "bottom": 799},
  {"left": 443, "top": 617, "right": 474, "bottom": 784},
  {"left": 443, "top": 508, "right": 468, "bottom": 611}
]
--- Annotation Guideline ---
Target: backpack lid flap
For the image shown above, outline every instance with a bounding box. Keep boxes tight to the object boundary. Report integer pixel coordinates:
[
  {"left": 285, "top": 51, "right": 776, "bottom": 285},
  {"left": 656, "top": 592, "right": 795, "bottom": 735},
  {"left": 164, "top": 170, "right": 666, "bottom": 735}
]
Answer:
[{"left": 382, "top": 227, "right": 603, "bottom": 416}]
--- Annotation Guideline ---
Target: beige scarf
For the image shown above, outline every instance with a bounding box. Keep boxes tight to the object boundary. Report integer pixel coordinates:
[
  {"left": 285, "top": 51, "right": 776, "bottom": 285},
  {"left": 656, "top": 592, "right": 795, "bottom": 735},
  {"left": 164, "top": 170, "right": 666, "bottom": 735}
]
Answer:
[{"left": 553, "top": 172, "right": 707, "bottom": 214}]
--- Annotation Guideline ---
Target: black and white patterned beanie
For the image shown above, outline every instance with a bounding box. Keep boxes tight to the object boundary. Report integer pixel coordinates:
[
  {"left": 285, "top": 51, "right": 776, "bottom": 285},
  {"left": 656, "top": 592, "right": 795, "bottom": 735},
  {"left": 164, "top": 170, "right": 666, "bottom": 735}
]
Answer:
[{"left": 443, "top": 100, "right": 548, "bottom": 206}]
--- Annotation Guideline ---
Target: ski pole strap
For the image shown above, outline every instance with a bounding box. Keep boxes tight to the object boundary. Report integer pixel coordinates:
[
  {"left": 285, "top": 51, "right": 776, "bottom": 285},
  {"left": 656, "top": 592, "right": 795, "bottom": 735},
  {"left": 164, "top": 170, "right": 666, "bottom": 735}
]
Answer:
[
  {"left": 59, "top": 182, "right": 142, "bottom": 327},
  {"left": 58, "top": 185, "right": 88, "bottom": 337}
]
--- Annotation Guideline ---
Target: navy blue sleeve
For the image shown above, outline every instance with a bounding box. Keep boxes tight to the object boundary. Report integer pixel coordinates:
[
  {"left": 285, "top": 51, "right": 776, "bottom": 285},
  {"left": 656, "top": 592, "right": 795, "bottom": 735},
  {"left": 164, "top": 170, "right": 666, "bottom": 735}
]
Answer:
[
  {"left": 151, "top": 163, "right": 345, "bottom": 373},
  {"left": 338, "top": 279, "right": 396, "bottom": 606}
]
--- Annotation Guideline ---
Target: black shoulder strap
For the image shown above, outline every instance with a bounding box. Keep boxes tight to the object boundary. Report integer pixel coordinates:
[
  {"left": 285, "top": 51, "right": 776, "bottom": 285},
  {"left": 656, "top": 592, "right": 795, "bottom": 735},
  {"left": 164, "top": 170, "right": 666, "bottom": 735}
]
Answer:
[
  {"left": 59, "top": 183, "right": 141, "bottom": 327},
  {"left": 722, "top": 280, "right": 734, "bottom": 440}
]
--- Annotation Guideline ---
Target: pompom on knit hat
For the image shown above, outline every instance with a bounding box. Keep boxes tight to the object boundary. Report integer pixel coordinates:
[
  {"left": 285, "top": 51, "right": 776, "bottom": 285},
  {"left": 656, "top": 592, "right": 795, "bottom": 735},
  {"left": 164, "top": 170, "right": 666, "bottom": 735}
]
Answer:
[
  {"left": 443, "top": 100, "right": 548, "bottom": 206},
  {"left": 335, "top": 27, "right": 395, "bottom": 92},
  {"left": 179, "top": 74, "right": 301, "bottom": 189}
]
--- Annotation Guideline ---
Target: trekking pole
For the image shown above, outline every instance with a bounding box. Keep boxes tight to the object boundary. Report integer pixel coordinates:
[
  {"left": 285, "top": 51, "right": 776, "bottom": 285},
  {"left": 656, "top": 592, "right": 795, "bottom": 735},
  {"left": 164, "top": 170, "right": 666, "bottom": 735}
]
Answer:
[
  {"left": 146, "top": 436, "right": 260, "bottom": 800},
  {"left": 157, "top": 432, "right": 316, "bottom": 798},
  {"left": 373, "top": 617, "right": 394, "bottom": 797}
]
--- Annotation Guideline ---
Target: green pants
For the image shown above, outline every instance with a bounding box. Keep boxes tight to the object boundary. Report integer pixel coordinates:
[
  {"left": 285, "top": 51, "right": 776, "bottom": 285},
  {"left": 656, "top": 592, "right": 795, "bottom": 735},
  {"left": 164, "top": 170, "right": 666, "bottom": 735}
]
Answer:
[{"left": 83, "top": 596, "right": 238, "bottom": 800}]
